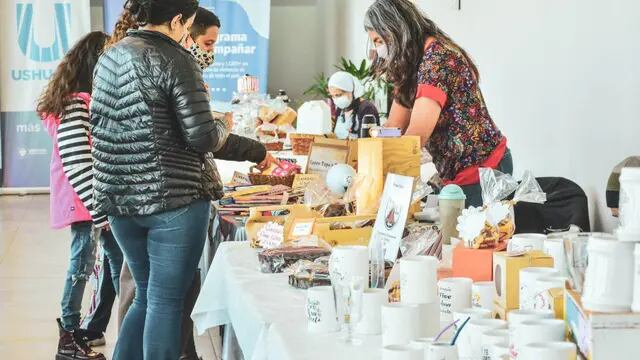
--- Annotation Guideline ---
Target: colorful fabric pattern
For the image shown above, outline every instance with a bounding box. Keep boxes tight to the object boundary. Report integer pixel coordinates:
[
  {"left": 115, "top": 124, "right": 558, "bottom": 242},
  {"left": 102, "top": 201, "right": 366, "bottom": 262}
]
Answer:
[{"left": 416, "top": 39, "right": 504, "bottom": 181}]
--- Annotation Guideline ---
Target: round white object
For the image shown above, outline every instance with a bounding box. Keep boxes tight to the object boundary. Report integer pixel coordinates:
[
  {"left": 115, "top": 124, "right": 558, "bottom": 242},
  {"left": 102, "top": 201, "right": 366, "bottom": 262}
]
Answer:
[
  {"left": 400, "top": 255, "right": 439, "bottom": 304},
  {"left": 472, "top": 281, "right": 496, "bottom": 311},
  {"left": 582, "top": 234, "right": 635, "bottom": 313},
  {"left": 355, "top": 288, "right": 387, "bottom": 335},
  {"left": 633, "top": 244, "right": 640, "bottom": 312},
  {"left": 381, "top": 303, "right": 420, "bottom": 347},
  {"left": 519, "top": 341, "right": 577, "bottom": 360},
  {"left": 512, "top": 319, "right": 566, "bottom": 359},
  {"left": 438, "top": 277, "right": 473, "bottom": 321},
  {"left": 481, "top": 329, "right": 509, "bottom": 360},
  {"left": 382, "top": 344, "right": 423, "bottom": 360},
  {"left": 519, "top": 267, "right": 558, "bottom": 310},
  {"left": 305, "top": 286, "right": 339, "bottom": 333},
  {"left": 326, "top": 164, "right": 356, "bottom": 195},
  {"left": 509, "top": 233, "right": 546, "bottom": 253}
]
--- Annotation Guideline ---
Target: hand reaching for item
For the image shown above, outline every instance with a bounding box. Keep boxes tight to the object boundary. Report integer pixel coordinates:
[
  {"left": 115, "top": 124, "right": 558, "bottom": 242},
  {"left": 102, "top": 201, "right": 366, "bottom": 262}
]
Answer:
[
  {"left": 256, "top": 152, "right": 280, "bottom": 171},
  {"left": 224, "top": 112, "right": 234, "bottom": 131}
]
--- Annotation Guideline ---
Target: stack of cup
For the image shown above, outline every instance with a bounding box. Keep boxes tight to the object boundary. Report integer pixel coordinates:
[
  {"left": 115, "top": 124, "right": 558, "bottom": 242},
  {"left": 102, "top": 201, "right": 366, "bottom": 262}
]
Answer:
[
  {"left": 382, "top": 344, "right": 424, "bottom": 360},
  {"left": 427, "top": 342, "right": 459, "bottom": 360},
  {"left": 511, "top": 319, "right": 566, "bottom": 359},
  {"left": 507, "top": 309, "right": 555, "bottom": 358},
  {"left": 633, "top": 244, "right": 640, "bottom": 312},
  {"left": 582, "top": 234, "right": 635, "bottom": 313},
  {"left": 438, "top": 277, "right": 473, "bottom": 322},
  {"left": 452, "top": 308, "right": 492, "bottom": 358},
  {"left": 356, "top": 288, "right": 388, "bottom": 335},
  {"left": 533, "top": 275, "right": 568, "bottom": 313},
  {"left": 466, "top": 319, "right": 508, "bottom": 359},
  {"left": 400, "top": 256, "right": 440, "bottom": 338},
  {"left": 481, "top": 329, "right": 509, "bottom": 360},
  {"left": 519, "top": 267, "right": 558, "bottom": 310},
  {"left": 519, "top": 341, "right": 577, "bottom": 360},
  {"left": 382, "top": 303, "right": 420, "bottom": 346}
]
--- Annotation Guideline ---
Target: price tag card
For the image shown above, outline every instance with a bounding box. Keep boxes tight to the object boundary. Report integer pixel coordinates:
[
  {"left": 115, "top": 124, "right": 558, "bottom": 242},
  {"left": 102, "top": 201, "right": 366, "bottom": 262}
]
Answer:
[
  {"left": 231, "top": 171, "right": 251, "bottom": 185},
  {"left": 290, "top": 218, "right": 316, "bottom": 237},
  {"left": 257, "top": 222, "right": 285, "bottom": 249}
]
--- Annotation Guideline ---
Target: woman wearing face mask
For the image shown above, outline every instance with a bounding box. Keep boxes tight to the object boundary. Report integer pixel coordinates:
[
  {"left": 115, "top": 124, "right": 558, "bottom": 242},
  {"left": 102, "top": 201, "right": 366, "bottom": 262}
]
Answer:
[
  {"left": 365, "top": 0, "right": 512, "bottom": 207},
  {"left": 185, "top": 7, "right": 219, "bottom": 70},
  {"left": 90, "top": 0, "right": 273, "bottom": 359},
  {"left": 328, "top": 71, "right": 380, "bottom": 139}
]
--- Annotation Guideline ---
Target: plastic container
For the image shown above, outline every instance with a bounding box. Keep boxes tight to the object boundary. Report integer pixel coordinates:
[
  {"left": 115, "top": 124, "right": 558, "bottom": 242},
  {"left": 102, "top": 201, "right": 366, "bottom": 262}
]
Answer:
[
  {"left": 582, "top": 234, "right": 635, "bottom": 313},
  {"left": 439, "top": 185, "right": 466, "bottom": 245},
  {"left": 617, "top": 167, "right": 640, "bottom": 242},
  {"left": 632, "top": 244, "right": 640, "bottom": 312}
]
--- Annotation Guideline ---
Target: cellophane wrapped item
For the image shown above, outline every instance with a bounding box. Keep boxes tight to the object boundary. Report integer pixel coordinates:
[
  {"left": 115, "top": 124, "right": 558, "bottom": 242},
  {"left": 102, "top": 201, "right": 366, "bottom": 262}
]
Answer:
[
  {"left": 287, "top": 256, "right": 331, "bottom": 289},
  {"left": 257, "top": 236, "right": 332, "bottom": 274},
  {"left": 303, "top": 180, "right": 352, "bottom": 217},
  {"left": 457, "top": 169, "right": 546, "bottom": 249},
  {"left": 400, "top": 226, "right": 443, "bottom": 260},
  {"left": 344, "top": 174, "right": 381, "bottom": 216}
]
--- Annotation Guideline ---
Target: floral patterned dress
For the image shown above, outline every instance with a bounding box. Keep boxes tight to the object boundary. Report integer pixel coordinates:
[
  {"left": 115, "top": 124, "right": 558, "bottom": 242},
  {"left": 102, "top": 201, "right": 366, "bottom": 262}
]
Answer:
[{"left": 416, "top": 38, "right": 506, "bottom": 183}]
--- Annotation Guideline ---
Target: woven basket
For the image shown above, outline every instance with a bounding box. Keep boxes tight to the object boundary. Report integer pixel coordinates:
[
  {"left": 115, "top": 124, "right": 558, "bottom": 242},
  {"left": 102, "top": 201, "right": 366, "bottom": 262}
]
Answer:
[
  {"left": 290, "top": 133, "right": 315, "bottom": 155},
  {"left": 248, "top": 167, "right": 295, "bottom": 187},
  {"left": 263, "top": 141, "right": 284, "bottom": 152}
]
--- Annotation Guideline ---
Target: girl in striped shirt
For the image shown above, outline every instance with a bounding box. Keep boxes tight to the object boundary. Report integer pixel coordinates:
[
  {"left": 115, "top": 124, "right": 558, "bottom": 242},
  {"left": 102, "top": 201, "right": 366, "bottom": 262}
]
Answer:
[{"left": 38, "top": 31, "right": 122, "bottom": 360}]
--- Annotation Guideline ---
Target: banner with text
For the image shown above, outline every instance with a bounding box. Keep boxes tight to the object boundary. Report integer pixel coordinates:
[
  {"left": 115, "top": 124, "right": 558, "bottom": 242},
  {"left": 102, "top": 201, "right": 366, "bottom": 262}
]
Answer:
[{"left": 0, "top": 1, "right": 91, "bottom": 187}]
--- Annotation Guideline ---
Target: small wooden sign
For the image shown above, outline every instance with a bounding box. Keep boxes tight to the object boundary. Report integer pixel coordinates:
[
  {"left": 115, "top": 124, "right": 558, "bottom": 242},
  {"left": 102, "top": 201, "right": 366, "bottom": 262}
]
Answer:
[
  {"left": 305, "top": 142, "right": 349, "bottom": 179},
  {"left": 292, "top": 174, "right": 321, "bottom": 189}
]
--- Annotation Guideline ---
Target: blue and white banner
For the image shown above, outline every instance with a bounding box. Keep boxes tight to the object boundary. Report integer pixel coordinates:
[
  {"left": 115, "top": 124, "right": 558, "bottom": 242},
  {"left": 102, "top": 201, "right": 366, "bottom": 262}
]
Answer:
[
  {"left": 0, "top": 1, "right": 91, "bottom": 187},
  {"left": 104, "top": 0, "right": 271, "bottom": 112}
]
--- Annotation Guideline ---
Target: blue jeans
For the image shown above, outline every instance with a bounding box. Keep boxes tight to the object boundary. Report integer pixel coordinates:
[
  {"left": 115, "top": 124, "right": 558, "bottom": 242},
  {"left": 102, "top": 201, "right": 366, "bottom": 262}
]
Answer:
[{"left": 110, "top": 199, "right": 211, "bottom": 360}]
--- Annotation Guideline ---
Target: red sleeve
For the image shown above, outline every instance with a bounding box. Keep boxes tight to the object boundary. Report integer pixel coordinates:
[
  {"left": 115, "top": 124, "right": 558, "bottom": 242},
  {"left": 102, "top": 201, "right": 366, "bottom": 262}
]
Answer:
[{"left": 416, "top": 84, "right": 447, "bottom": 108}]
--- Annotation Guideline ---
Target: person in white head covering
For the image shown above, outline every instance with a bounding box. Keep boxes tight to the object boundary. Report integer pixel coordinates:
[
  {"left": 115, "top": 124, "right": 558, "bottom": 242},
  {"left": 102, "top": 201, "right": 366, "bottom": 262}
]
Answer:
[{"left": 328, "top": 71, "right": 380, "bottom": 139}]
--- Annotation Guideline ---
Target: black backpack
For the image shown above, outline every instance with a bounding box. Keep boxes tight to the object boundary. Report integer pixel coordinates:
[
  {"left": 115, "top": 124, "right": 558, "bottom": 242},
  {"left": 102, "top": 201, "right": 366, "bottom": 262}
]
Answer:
[{"left": 511, "top": 177, "right": 591, "bottom": 234}]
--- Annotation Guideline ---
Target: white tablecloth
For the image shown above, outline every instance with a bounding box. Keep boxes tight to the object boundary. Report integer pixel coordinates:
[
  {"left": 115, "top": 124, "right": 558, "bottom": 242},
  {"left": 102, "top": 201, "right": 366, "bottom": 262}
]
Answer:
[{"left": 191, "top": 242, "right": 384, "bottom": 360}]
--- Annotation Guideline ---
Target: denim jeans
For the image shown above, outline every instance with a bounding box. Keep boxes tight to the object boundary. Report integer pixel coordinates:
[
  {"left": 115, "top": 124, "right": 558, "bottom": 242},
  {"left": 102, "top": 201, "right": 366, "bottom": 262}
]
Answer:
[
  {"left": 461, "top": 148, "right": 514, "bottom": 208},
  {"left": 80, "top": 229, "right": 124, "bottom": 333},
  {"left": 110, "top": 199, "right": 211, "bottom": 360},
  {"left": 60, "top": 222, "right": 98, "bottom": 331}
]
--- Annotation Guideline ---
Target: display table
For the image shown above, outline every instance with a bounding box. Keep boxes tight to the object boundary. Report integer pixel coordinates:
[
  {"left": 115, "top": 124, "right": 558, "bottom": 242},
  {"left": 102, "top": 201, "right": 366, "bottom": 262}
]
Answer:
[{"left": 191, "top": 242, "right": 384, "bottom": 360}]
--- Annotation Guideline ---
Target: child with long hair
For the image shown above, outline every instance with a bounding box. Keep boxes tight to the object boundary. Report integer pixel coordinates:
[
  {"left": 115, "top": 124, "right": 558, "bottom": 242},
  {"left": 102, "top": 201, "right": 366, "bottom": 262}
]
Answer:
[{"left": 37, "top": 31, "right": 121, "bottom": 360}]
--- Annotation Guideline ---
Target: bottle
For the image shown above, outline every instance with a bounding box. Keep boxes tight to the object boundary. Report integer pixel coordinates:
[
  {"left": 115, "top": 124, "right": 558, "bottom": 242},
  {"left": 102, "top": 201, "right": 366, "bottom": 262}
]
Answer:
[
  {"left": 276, "top": 89, "right": 290, "bottom": 104},
  {"left": 360, "top": 114, "right": 376, "bottom": 138},
  {"left": 438, "top": 184, "right": 467, "bottom": 245}
]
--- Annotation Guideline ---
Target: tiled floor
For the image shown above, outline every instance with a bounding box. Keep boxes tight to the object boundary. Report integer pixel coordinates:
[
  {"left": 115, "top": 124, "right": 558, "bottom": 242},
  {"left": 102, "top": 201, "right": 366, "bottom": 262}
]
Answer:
[{"left": 0, "top": 195, "right": 219, "bottom": 359}]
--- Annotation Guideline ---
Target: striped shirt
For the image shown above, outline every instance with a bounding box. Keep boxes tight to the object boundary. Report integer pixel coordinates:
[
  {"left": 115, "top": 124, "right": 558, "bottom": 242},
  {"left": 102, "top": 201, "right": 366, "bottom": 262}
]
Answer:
[{"left": 57, "top": 98, "right": 108, "bottom": 227}]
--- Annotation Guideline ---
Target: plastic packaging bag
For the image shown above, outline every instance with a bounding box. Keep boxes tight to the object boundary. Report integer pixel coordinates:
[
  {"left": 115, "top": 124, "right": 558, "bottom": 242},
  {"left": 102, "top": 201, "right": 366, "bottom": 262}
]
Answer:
[
  {"left": 458, "top": 169, "right": 546, "bottom": 249},
  {"left": 400, "top": 227, "right": 443, "bottom": 259},
  {"left": 257, "top": 235, "right": 332, "bottom": 273},
  {"left": 287, "top": 256, "right": 331, "bottom": 289}
]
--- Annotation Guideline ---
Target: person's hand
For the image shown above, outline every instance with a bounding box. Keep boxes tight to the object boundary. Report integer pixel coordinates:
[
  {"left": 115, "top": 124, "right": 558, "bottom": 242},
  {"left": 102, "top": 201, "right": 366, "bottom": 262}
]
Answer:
[
  {"left": 224, "top": 112, "right": 234, "bottom": 131},
  {"left": 256, "top": 152, "right": 280, "bottom": 171}
]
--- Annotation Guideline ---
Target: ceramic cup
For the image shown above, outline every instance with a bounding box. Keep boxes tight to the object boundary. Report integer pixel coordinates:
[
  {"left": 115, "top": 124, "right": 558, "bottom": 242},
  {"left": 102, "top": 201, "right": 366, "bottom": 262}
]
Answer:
[{"left": 305, "top": 286, "right": 339, "bottom": 333}]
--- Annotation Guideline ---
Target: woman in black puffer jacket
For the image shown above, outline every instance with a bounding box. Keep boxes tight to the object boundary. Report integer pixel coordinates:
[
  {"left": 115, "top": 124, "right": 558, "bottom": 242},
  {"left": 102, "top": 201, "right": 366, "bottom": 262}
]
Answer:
[{"left": 90, "top": 1, "right": 269, "bottom": 358}]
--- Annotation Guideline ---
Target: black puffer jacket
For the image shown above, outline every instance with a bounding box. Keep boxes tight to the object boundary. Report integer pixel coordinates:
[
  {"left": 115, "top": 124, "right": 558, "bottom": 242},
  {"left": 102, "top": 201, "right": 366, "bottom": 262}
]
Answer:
[{"left": 90, "top": 30, "right": 265, "bottom": 216}]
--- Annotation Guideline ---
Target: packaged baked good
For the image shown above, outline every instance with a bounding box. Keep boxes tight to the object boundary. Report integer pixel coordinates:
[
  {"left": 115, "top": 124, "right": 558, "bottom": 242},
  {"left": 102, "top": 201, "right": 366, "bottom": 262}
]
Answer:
[{"left": 258, "top": 246, "right": 331, "bottom": 273}]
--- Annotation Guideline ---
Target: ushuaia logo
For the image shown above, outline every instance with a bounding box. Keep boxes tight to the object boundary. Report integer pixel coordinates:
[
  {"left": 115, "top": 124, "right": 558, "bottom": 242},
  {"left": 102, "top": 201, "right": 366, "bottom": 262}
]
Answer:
[{"left": 11, "top": 2, "right": 71, "bottom": 81}]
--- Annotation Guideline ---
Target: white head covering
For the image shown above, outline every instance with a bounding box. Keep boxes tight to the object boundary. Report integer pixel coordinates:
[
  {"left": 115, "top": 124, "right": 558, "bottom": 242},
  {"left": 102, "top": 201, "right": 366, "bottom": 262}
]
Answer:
[{"left": 328, "top": 71, "right": 365, "bottom": 98}]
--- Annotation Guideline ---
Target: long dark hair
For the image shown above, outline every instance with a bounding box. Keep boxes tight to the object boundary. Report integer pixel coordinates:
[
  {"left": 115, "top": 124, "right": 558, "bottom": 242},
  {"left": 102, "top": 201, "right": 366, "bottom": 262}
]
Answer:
[
  {"left": 190, "top": 7, "right": 221, "bottom": 39},
  {"left": 36, "top": 31, "right": 108, "bottom": 118},
  {"left": 364, "top": 0, "right": 479, "bottom": 108},
  {"left": 127, "top": 0, "right": 199, "bottom": 27}
]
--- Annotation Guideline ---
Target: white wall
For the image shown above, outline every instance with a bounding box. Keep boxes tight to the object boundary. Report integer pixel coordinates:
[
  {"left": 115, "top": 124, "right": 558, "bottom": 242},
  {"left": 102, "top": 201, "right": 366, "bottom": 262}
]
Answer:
[{"left": 416, "top": 0, "right": 640, "bottom": 231}]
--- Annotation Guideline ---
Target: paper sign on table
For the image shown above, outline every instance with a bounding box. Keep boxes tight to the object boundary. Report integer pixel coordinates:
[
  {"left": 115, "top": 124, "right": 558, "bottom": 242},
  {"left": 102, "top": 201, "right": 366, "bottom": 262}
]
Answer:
[
  {"left": 257, "top": 222, "right": 285, "bottom": 249},
  {"left": 292, "top": 174, "right": 321, "bottom": 189},
  {"left": 291, "top": 219, "right": 315, "bottom": 237},
  {"left": 370, "top": 174, "right": 414, "bottom": 262},
  {"left": 231, "top": 171, "right": 251, "bottom": 185}
]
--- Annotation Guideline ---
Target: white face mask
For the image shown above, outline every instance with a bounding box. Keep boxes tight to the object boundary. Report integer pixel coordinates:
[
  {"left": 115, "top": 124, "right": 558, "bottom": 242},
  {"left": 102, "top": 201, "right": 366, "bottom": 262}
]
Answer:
[
  {"left": 376, "top": 44, "right": 389, "bottom": 60},
  {"left": 333, "top": 95, "right": 352, "bottom": 110}
]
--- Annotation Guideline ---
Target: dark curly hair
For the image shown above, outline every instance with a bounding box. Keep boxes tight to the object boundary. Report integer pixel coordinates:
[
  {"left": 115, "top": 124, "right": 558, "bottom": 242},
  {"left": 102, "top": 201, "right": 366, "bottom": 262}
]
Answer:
[
  {"left": 36, "top": 31, "right": 108, "bottom": 118},
  {"left": 127, "top": 0, "right": 199, "bottom": 27},
  {"left": 104, "top": 7, "right": 138, "bottom": 49},
  {"left": 365, "top": 0, "right": 479, "bottom": 109}
]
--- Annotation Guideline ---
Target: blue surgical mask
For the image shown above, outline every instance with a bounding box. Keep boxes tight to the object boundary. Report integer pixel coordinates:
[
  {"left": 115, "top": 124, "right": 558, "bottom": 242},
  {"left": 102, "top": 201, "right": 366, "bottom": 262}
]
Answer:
[{"left": 333, "top": 95, "right": 352, "bottom": 110}]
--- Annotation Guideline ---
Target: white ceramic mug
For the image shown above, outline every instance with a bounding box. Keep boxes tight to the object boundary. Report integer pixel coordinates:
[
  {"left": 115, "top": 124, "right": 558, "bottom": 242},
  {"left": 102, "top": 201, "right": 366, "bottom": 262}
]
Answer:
[
  {"left": 507, "top": 309, "right": 555, "bottom": 357},
  {"left": 472, "top": 281, "right": 496, "bottom": 311},
  {"left": 491, "top": 341, "right": 510, "bottom": 360},
  {"left": 544, "top": 237, "right": 570, "bottom": 277},
  {"left": 410, "top": 338, "right": 434, "bottom": 360},
  {"left": 329, "top": 245, "right": 369, "bottom": 287},
  {"left": 400, "top": 255, "right": 439, "bottom": 304},
  {"left": 466, "top": 319, "right": 508, "bottom": 359},
  {"left": 427, "top": 342, "right": 459, "bottom": 360},
  {"left": 519, "top": 267, "right": 558, "bottom": 310},
  {"left": 519, "top": 341, "right": 577, "bottom": 360},
  {"left": 633, "top": 244, "right": 640, "bottom": 312},
  {"left": 382, "top": 303, "right": 420, "bottom": 346},
  {"left": 512, "top": 319, "right": 566, "bottom": 359},
  {"left": 438, "top": 277, "right": 473, "bottom": 321},
  {"left": 480, "top": 329, "right": 509, "bottom": 360},
  {"left": 382, "top": 344, "right": 424, "bottom": 360},
  {"left": 533, "top": 275, "right": 568, "bottom": 311},
  {"left": 452, "top": 308, "right": 492, "bottom": 358},
  {"left": 416, "top": 302, "right": 440, "bottom": 338},
  {"left": 355, "top": 288, "right": 387, "bottom": 335},
  {"left": 305, "top": 286, "right": 339, "bottom": 333},
  {"left": 508, "top": 233, "right": 546, "bottom": 253}
]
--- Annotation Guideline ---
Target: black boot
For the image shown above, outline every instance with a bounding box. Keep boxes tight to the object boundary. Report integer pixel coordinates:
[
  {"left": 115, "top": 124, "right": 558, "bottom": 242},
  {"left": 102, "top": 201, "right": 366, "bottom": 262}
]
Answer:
[{"left": 56, "top": 319, "right": 106, "bottom": 360}]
